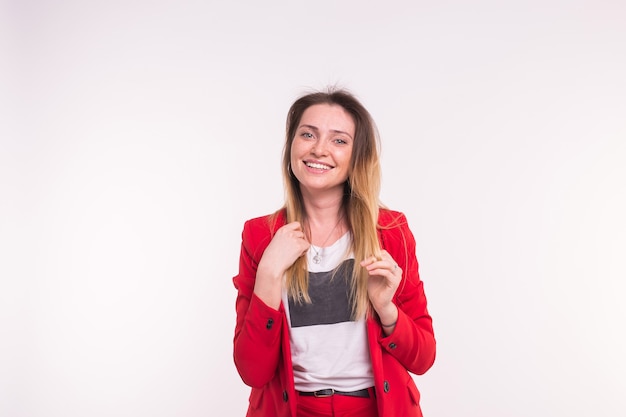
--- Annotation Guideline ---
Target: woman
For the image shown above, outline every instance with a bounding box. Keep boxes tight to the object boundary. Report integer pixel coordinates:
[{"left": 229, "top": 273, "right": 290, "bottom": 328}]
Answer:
[{"left": 233, "top": 88, "right": 436, "bottom": 417}]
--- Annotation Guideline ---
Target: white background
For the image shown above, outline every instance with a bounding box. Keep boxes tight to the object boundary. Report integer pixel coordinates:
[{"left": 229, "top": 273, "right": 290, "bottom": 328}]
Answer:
[{"left": 2, "top": 1, "right": 625, "bottom": 416}]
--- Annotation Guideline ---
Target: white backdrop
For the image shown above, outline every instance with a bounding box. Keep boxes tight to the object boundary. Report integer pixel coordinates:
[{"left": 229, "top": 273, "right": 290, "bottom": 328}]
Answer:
[{"left": 2, "top": 1, "right": 625, "bottom": 416}]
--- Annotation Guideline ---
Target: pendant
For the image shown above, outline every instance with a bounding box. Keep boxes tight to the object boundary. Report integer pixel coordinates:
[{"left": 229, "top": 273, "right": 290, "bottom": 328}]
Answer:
[{"left": 312, "top": 254, "right": 321, "bottom": 264}]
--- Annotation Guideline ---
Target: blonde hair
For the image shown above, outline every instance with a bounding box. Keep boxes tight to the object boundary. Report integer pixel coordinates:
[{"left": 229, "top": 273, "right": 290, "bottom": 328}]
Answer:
[{"left": 277, "top": 87, "right": 382, "bottom": 319}]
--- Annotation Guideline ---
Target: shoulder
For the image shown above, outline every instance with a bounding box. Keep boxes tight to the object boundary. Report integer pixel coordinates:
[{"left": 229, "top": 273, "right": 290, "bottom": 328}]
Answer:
[
  {"left": 239, "top": 210, "right": 287, "bottom": 261},
  {"left": 377, "top": 207, "right": 409, "bottom": 228},
  {"left": 242, "top": 209, "right": 287, "bottom": 241},
  {"left": 377, "top": 208, "right": 416, "bottom": 250}
]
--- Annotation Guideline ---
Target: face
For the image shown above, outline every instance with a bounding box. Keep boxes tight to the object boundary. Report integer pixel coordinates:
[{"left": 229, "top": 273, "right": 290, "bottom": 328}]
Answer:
[{"left": 290, "top": 104, "right": 355, "bottom": 196}]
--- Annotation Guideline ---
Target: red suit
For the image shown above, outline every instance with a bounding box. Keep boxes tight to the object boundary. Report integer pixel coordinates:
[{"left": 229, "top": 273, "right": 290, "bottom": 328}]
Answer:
[{"left": 233, "top": 209, "right": 436, "bottom": 417}]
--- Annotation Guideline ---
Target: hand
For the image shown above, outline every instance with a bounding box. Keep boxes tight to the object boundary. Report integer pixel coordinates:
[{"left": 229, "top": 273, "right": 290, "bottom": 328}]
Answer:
[
  {"left": 254, "top": 222, "right": 310, "bottom": 308},
  {"left": 260, "top": 222, "right": 310, "bottom": 275},
  {"left": 361, "top": 250, "right": 402, "bottom": 325}
]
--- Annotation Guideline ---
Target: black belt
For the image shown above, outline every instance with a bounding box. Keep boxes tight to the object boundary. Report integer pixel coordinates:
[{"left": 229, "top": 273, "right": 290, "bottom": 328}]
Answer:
[{"left": 298, "top": 388, "right": 371, "bottom": 398}]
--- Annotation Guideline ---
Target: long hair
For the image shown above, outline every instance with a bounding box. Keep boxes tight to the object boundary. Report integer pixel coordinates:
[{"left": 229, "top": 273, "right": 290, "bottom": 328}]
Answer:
[{"left": 278, "top": 87, "right": 382, "bottom": 320}]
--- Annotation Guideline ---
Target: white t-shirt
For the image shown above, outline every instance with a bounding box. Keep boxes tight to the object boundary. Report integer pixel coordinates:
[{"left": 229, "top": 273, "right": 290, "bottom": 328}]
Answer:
[{"left": 282, "top": 232, "right": 374, "bottom": 392}]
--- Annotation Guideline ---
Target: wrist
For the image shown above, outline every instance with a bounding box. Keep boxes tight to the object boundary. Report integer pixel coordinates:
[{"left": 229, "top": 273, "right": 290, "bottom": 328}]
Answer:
[{"left": 377, "top": 304, "right": 398, "bottom": 328}]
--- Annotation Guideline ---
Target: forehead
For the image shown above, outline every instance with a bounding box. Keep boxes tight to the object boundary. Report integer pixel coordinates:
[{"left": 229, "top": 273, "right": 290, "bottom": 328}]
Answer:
[{"left": 299, "top": 104, "right": 355, "bottom": 134}]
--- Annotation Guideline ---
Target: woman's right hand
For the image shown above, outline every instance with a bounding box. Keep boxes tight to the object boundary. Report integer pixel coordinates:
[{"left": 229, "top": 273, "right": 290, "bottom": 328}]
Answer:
[{"left": 253, "top": 222, "right": 310, "bottom": 308}]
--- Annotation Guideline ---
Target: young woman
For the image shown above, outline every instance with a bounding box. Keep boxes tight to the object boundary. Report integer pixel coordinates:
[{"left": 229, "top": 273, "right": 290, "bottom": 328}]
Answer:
[{"left": 233, "top": 88, "right": 436, "bottom": 417}]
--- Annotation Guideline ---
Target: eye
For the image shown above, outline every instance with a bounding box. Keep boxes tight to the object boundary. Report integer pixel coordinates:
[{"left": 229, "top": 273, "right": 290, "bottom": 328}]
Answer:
[
  {"left": 334, "top": 138, "right": 348, "bottom": 145},
  {"left": 301, "top": 132, "right": 314, "bottom": 139}
]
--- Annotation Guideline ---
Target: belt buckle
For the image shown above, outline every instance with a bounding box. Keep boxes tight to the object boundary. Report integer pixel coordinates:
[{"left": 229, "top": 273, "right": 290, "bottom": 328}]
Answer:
[{"left": 314, "top": 389, "right": 334, "bottom": 398}]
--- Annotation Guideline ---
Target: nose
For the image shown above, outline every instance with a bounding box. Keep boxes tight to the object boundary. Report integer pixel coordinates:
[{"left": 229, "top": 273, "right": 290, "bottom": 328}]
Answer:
[{"left": 311, "top": 138, "right": 328, "bottom": 156}]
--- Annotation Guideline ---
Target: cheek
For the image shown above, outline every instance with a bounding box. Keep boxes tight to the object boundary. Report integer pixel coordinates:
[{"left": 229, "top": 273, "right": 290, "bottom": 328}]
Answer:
[
  {"left": 290, "top": 140, "right": 301, "bottom": 156},
  {"left": 290, "top": 140, "right": 310, "bottom": 163},
  {"left": 339, "top": 149, "right": 353, "bottom": 166},
  {"left": 289, "top": 145, "right": 303, "bottom": 176},
  {"left": 289, "top": 147, "right": 298, "bottom": 167}
]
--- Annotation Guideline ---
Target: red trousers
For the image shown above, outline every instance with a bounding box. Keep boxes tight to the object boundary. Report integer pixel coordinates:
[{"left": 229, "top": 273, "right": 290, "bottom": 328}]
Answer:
[{"left": 296, "top": 389, "right": 378, "bottom": 417}]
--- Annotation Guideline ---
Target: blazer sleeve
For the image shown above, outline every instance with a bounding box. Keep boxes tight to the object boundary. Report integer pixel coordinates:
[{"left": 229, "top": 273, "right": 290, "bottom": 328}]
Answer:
[
  {"left": 378, "top": 212, "right": 436, "bottom": 375},
  {"left": 232, "top": 218, "right": 284, "bottom": 388}
]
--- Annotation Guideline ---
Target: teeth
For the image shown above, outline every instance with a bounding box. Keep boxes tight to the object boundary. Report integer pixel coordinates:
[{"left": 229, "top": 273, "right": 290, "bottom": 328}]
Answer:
[{"left": 306, "top": 162, "right": 331, "bottom": 170}]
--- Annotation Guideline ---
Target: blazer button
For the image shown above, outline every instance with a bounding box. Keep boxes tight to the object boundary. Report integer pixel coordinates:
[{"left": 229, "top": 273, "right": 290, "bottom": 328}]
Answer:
[
  {"left": 266, "top": 318, "right": 274, "bottom": 329},
  {"left": 283, "top": 390, "right": 288, "bottom": 402},
  {"left": 389, "top": 342, "right": 397, "bottom": 349},
  {"left": 383, "top": 380, "right": 390, "bottom": 393}
]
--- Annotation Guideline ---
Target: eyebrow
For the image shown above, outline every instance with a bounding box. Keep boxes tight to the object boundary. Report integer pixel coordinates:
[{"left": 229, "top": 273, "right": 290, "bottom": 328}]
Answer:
[{"left": 299, "top": 124, "right": 353, "bottom": 139}]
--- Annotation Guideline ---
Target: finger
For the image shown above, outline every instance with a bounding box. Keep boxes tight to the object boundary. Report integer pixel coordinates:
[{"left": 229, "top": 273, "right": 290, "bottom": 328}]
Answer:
[
  {"left": 377, "top": 252, "right": 399, "bottom": 273},
  {"left": 360, "top": 255, "right": 381, "bottom": 267},
  {"left": 368, "top": 262, "right": 400, "bottom": 279},
  {"left": 285, "top": 221, "right": 302, "bottom": 231},
  {"left": 367, "top": 267, "right": 394, "bottom": 278}
]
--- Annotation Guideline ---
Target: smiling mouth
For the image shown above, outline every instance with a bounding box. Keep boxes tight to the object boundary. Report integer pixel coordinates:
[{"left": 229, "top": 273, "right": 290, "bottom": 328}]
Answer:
[{"left": 305, "top": 161, "right": 332, "bottom": 170}]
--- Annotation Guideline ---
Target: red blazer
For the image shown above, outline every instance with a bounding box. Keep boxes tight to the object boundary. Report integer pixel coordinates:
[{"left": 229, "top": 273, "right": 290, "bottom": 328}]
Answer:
[{"left": 233, "top": 209, "right": 436, "bottom": 417}]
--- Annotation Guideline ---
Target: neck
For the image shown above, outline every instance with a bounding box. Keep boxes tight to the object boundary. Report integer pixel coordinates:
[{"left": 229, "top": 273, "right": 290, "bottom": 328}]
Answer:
[
  {"left": 302, "top": 194, "right": 343, "bottom": 226},
  {"left": 308, "top": 216, "right": 345, "bottom": 249},
  {"left": 304, "top": 206, "right": 346, "bottom": 248},
  {"left": 299, "top": 186, "right": 347, "bottom": 246}
]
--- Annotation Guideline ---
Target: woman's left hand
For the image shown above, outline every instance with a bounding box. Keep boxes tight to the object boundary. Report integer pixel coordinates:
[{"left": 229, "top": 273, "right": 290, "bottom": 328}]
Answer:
[{"left": 361, "top": 250, "right": 402, "bottom": 326}]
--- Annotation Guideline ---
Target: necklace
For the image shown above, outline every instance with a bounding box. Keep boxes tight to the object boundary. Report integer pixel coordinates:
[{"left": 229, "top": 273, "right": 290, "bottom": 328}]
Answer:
[{"left": 310, "top": 215, "right": 344, "bottom": 264}]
